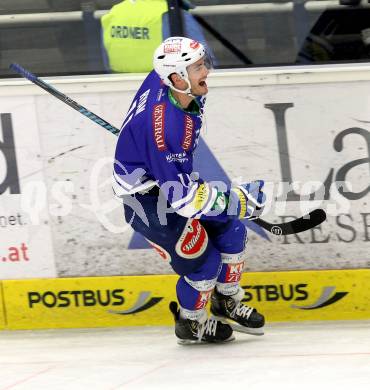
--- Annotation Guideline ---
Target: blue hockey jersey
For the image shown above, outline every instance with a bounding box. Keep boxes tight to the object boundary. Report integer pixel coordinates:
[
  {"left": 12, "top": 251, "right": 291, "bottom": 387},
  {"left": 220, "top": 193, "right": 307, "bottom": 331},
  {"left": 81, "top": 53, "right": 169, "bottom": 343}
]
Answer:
[{"left": 113, "top": 70, "right": 228, "bottom": 221}]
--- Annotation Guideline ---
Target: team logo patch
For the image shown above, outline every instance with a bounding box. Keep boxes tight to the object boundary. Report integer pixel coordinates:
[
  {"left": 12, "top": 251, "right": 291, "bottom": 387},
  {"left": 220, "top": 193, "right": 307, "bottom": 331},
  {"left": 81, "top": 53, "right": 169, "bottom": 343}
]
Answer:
[
  {"left": 190, "top": 40, "right": 200, "bottom": 49},
  {"left": 195, "top": 290, "right": 212, "bottom": 310},
  {"left": 147, "top": 240, "right": 171, "bottom": 261},
  {"left": 175, "top": 220, "right": 208, "bottom": 259},
  {"left": 164, "top": 42, "right": 181, "bottom": 53},
  {"left": 182, "top": 115, "right": 193, "bottom": 151},
  {"left": 225, "top": 261, "right": 245, "bottom": 283},
  {"left": 152, "top": 104, "right": 166, "bottom": 151}
]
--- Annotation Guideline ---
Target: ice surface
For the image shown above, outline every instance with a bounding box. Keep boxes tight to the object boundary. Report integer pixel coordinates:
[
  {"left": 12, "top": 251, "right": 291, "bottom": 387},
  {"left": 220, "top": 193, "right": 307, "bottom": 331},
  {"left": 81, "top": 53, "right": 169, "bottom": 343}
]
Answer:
[{"left": 0, "top": 321, "right": 369, "bottom": 390}]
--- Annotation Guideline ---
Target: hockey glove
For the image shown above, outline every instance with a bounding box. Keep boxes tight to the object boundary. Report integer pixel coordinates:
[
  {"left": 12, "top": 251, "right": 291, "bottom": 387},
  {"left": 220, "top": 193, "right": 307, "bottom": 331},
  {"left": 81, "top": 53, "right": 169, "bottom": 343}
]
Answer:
[{"left": 228, "top": 180, "right": 266, "bottom": 220}]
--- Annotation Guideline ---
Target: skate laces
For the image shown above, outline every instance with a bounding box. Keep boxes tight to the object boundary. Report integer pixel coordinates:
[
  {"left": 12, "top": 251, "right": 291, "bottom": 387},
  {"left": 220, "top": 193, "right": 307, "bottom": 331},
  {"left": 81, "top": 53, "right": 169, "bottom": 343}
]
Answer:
[
  {"left": 231, "top": 302, "right": 254, "bottom": 319},
  {"left": 197, "top": 317, "right": 218, "bottom": 341}
]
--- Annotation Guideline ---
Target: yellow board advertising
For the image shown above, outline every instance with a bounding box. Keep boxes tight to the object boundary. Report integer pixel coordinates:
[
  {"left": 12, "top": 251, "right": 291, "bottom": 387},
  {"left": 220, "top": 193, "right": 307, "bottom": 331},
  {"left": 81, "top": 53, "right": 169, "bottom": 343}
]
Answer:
[
  {"left": 0, "top": 283, "right": 6, "bottom": 329},
  {"left": 2, "top": 275, "right": 177, "bottom": 330},
  {"left": 239, "top": 269, "right": 370, "bottom": 322},
  {"left": 2, "top": 269, "right": 370, "bottom": 330}
]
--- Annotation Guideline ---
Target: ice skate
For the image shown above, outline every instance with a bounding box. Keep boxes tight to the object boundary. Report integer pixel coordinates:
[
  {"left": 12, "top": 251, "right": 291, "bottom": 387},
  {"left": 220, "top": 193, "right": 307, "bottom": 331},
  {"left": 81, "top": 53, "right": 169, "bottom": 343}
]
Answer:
[
  {"left": 169, "top": 301, "right": 235, "bottom": 345},
  {"left": 210, "top": 287, "right": 265, "bottom": 336}
]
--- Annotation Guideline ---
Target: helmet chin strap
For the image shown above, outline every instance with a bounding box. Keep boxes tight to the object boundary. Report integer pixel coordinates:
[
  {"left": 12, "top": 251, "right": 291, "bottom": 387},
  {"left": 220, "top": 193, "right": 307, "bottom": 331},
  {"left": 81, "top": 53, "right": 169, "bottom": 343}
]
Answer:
[{"left": 170, "top": 77, "right": 196, "bottom": 98}]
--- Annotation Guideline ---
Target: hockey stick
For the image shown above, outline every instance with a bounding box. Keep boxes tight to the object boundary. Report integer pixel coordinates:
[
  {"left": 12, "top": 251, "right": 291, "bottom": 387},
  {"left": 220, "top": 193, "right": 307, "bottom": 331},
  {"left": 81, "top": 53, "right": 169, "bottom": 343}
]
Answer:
[
  {"left": 9, "top": 63, "right": 327, "bottom": 235},
  {"left": 9, "top": 63, "right": 120, "bottom": 136},
  {"left": 253, "top": 208, "right": 326, "bottom": 236}
]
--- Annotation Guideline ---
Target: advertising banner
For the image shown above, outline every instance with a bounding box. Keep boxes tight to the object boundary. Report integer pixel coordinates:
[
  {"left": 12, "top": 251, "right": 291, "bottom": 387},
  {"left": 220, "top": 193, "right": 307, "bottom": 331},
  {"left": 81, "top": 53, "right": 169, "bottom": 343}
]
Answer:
[
  {"left": 0, "top": 97, "right": 56, "bottom": 279},
  {"left": 0, "top": 283, "right": 5, "bottom": 329},
  {"left": 3, "top": 274, "right": 174, "bottom": 329},
  {"left": 203, "top": 81, "right": 370, "bottom": 272},
  {"left": 1, "top": 70, "right": 369, "bottom": 278},
  {"left": 33, "top": 79, "right": 370, "bottom": 276},
  {"left": 2, "top": 270, "right": 370, "bottom": 330}
]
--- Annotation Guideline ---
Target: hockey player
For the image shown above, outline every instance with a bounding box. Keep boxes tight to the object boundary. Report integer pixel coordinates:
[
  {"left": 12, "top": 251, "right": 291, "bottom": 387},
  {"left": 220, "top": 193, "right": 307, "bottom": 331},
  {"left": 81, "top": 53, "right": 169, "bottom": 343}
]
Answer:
[{"left": 113, "top": 36, "right": 266, "bottom": 344}]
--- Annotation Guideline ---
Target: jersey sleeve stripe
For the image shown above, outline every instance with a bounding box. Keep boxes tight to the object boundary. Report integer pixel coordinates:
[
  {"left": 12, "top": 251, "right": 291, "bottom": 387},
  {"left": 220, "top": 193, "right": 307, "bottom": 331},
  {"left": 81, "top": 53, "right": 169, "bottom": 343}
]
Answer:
[
  {"left": 112, "top": 171, "right": 157, "bottom": 196},
  {"left": 170, "top": 181, "right": 198, "bottom": 209}
]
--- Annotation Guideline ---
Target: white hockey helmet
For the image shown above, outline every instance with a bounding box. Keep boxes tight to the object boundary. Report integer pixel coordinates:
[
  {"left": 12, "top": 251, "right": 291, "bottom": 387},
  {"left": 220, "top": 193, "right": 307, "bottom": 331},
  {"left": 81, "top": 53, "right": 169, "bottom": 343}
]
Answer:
[{"left": 153, "top": 36, "right": 207, "bottom": 95}]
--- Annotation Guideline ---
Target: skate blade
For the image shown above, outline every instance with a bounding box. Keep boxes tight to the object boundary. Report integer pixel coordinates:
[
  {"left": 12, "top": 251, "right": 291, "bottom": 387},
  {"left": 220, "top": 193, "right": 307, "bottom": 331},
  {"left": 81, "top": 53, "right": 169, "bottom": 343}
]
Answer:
[
  {"left": 212, "top": 316, "right": 264, "bottom": 336},
  {"left": 229, "top": 323, "right": 264, "bottom": 336},
  {"left": 176, "top": 334, "right": 235, "bottom": 345}
]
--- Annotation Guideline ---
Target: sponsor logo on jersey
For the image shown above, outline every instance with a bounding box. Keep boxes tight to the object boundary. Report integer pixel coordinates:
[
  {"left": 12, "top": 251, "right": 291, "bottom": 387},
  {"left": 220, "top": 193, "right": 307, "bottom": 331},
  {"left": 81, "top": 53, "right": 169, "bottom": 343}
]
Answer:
[
  {"left": 165, "top": 152, "right": 188, "bottom": 163},
  {"left": 176, "top": 219, "right": 208, "bottom": 259},
  {"left": 152, "top": 104, "right": 166, "bottom": 151},
  {"left": 225, "top": 261, "right": 244, "bottom": 283},
  {"left": 195, "top": 289, "right": 212, "bottom": 310},
  {"left": 182, "top": 115, "right": 193, "bottom": 151},
  {"left": 190, "top": 40, "right": 200, "bottom": 49}
]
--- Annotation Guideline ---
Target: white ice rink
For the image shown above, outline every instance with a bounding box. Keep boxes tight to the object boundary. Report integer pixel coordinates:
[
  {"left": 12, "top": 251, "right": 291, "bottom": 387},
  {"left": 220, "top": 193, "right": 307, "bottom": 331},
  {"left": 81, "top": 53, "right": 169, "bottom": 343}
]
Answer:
[{"left": 0, "top": 321, "right": 369, "bottom": 390}]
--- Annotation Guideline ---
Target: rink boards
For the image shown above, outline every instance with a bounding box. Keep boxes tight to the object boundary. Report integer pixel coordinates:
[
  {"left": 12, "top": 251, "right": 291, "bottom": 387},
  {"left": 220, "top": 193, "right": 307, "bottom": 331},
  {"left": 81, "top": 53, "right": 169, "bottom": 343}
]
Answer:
[
  {"left": 0, "top": 269, "right": 369, "bottom": 330},
  {"left": 1, "top": 65, "right": 370, "bottom": 281}
]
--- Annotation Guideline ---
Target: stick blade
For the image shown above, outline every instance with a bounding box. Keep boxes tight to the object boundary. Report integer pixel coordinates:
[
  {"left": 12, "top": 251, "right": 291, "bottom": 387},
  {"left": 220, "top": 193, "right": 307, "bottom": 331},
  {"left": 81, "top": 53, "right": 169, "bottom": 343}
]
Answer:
[
  {"left": 256, "top": 208, "right": 327, "bottom": 236},
  {"left": 274, "top": 208, "right": 327, "bottom": 235}
]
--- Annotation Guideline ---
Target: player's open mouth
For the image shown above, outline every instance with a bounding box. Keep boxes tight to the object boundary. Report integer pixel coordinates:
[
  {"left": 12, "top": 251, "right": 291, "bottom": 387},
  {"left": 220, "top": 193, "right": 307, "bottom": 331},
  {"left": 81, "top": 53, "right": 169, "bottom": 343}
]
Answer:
[{"left": 199, "top": 80, "right": 207, "bottom": 87}]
